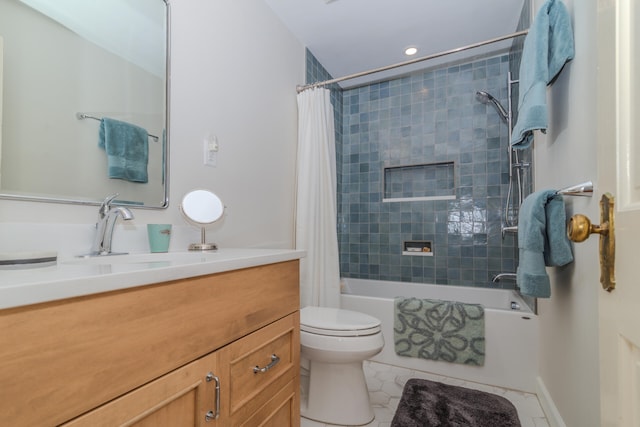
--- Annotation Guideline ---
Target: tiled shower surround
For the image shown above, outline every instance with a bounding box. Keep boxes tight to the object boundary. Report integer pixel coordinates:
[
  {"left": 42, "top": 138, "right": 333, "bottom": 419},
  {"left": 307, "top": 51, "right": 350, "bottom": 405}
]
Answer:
[
  {"left": 306, "top": 50, "right": 521, "bottom": 288},
  {"left": 340, "top": 55, "right": 517, "bottom": 287}
]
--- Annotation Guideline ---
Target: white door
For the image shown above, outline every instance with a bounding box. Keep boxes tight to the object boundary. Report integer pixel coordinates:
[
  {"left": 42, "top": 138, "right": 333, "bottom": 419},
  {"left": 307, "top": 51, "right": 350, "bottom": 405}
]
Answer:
[{"left": 597, "top": 0, "right": 640, "bottom": 425}]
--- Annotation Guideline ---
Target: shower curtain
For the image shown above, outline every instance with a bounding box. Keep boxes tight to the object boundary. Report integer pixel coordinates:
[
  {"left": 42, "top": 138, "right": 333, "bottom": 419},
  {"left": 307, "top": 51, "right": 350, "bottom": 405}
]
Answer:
[{"left": 296, "top": 88, "right": 341, "bottom": 308}]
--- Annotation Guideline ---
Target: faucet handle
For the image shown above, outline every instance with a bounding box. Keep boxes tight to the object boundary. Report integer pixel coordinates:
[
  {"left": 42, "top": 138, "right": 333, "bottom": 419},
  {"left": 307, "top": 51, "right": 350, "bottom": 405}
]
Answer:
[{"left": 99, "top": 193, "right": 119, "bottom": 218}]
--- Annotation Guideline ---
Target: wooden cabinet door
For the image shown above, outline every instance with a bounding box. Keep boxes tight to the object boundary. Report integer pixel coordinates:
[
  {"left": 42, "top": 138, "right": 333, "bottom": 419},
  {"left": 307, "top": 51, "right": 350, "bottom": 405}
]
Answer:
[
  {"left": 62, "top": 351, "right": 220, "bottom": 427},
  {"left": 217, "top": 313, "right": 300, "bottom": 427},
  {"left": 239, "top": 379, "right": 298, "bottom": 427}
]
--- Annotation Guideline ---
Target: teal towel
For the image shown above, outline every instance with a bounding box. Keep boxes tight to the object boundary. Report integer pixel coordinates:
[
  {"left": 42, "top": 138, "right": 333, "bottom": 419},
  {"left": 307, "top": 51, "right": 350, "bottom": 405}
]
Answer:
[
  {"left": 99, "top": 118, "right": 149, "bottom": 183},
  {"left": 516, "top": 190, "right": 573, "bottom": 298},
  {"left": 511, "top": 0, "right": 575, "bottom": 149}
]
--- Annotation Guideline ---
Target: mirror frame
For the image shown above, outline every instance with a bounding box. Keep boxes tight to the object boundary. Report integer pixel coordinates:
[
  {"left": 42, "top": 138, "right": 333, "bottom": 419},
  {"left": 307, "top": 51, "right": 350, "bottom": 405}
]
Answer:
[{"left": 0, "top": 0, "right": 171, "bottom": 209}]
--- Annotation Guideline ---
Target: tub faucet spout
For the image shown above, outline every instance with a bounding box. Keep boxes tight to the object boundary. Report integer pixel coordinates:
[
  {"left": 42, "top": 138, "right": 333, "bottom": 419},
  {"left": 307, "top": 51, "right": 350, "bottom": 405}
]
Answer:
[
  {"left": 492, "top": 273, "right": 517, "bottom": 283},
  {"left": 90, "top": 194, "right": 134, "bottom": 256}
]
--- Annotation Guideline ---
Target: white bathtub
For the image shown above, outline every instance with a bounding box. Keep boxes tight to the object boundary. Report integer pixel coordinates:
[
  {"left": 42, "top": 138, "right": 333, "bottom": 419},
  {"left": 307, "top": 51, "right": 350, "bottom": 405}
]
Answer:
[{"left": 340, "top": 278, "right": 538, "bottom": 393}]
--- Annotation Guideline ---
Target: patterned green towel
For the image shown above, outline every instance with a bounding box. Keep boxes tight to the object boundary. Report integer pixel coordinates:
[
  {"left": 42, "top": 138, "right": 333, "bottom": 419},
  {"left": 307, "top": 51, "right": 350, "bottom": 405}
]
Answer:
[{"left": 394, "top": 297, "right": 485, "bottom": 366}]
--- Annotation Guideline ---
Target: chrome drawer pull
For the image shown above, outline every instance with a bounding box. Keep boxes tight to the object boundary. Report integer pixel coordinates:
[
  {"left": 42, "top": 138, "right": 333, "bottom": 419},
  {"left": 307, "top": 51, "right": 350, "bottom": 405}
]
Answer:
[
  {"left": 205, "top": 372, "right": 220, "bottom": 422},
  {"left": 253, "top": 354, "right": 280, "bottom": 374}
]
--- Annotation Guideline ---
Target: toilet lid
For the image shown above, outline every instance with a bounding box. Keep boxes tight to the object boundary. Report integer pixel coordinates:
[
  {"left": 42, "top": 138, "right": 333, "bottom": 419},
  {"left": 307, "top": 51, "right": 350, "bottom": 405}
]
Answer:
[{"left": 300, "top": 306, "right": 381, "bottom": 337}]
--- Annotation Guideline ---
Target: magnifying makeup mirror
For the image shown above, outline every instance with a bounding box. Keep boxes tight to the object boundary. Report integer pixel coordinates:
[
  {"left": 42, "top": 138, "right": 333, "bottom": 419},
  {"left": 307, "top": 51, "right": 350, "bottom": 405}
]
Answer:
[{"left": 180, "top": 190, "right": 224, "bottom": 251}]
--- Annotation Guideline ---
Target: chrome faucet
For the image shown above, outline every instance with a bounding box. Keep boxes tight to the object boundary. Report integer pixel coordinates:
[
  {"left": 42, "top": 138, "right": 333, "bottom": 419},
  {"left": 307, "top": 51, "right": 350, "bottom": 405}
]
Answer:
[
  {"left": 492, "top": 272, "right": 517, "bottom": 283},
  {"left": 89, "top": 194, "right": 134, "bottom": 256}
]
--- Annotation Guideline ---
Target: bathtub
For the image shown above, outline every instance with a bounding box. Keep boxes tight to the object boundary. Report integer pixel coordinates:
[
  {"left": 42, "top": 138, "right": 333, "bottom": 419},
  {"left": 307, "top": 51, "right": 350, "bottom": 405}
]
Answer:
[{"left": 340, "top": 278, "right": 538, "bottom": 393}]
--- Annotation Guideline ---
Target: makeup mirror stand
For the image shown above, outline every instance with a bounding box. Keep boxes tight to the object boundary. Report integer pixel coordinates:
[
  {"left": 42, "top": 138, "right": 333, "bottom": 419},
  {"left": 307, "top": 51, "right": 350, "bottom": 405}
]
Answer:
[
  {"left": 180, "top": 189, "right": 224, "bottom": 252},
  {"left": 190, "top": 228, "right": 218, "bottom": 251}
]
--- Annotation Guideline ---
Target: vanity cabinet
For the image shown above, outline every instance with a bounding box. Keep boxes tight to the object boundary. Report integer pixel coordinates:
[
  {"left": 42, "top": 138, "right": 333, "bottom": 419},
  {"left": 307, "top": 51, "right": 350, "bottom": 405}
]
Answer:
[
  {"left": 62, "top": 313, "right": 299, "bottom": 427},
  {"left": 0, "top": 260, "right": 300, "bottom": 427}
]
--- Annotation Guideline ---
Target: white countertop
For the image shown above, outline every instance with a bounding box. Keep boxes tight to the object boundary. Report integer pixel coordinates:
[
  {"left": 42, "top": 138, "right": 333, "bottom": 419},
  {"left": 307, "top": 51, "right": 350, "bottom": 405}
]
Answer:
[{"left": 0, "top": 248, "right": 305, "bottom": 310}]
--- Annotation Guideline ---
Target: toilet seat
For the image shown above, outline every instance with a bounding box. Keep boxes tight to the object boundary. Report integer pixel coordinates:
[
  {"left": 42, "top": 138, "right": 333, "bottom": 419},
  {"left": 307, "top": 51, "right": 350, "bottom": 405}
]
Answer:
[{"left": 300, "top": 306, "right": 381, "bottom": 337}]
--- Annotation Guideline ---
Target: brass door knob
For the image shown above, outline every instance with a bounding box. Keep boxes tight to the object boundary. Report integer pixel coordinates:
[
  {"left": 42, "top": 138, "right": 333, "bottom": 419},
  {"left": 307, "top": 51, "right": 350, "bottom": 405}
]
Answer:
[
  {"left": 566, "top": 194, "right": 615, "bottom": 292},
  {"left": 567, "top": 213, "right": 609, "bottom": 243}
]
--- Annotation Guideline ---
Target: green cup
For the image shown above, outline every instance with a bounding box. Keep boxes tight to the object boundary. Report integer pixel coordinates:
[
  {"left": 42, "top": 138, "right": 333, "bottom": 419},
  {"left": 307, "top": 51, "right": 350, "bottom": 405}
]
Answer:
[{"left": 147, "top": 224, "right": 172, "bottom": 253}]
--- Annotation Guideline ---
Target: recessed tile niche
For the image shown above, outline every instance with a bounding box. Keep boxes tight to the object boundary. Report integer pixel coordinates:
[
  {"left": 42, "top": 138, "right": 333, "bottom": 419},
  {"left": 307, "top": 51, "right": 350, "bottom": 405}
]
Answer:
[{"left": 383, "top": 161, "right": 456, "bottom": 202}]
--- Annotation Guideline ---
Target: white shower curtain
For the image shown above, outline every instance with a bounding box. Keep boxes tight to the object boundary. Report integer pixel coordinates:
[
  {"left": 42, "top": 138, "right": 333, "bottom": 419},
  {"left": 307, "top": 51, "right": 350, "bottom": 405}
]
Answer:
[{"left": 296, "top": 88, "right": 341, "bottom": 309}]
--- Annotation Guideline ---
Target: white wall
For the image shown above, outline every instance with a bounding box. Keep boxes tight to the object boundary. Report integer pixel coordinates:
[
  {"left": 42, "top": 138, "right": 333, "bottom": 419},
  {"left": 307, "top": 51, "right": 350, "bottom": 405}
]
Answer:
[
  {"left": 0, "top": 0, "right": 305, "bottom": 254},
  {"left": 532, "top": 1, "right": 601, "bottom": 426}
]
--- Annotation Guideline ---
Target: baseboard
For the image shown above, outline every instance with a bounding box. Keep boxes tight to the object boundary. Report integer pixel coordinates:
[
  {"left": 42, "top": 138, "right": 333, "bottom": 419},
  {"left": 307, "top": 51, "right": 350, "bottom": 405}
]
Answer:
[{"left": 536, "top": 376, "right": 567, "bottom": 427}]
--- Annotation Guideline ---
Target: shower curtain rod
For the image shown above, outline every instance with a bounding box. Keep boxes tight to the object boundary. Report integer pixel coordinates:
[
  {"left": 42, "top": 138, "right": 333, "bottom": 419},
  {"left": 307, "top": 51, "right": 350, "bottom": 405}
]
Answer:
[{"left": 296, "top": 29, "right": 529, "bottom": 93}]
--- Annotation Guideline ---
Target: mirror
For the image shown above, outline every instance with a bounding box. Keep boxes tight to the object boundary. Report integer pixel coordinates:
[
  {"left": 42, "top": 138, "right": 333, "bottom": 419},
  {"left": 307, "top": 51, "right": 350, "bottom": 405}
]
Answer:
[
  {"left": 180, "top": 190, "right": 224, "bottom": 251},
  {"left": 0, "top": 0, "right": 169, "bottom": 208}
]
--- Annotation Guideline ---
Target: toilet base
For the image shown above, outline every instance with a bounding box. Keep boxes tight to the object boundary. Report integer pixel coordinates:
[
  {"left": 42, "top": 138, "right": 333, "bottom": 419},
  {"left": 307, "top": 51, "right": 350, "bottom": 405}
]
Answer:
[{"left": 301, "top": 360, "right": 374, "bottom": 426}]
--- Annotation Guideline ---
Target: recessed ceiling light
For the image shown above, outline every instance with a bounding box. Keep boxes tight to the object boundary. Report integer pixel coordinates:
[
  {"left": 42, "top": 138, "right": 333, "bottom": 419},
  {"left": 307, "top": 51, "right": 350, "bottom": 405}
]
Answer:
[{"left": 404, "top": 46, "right": 418, "bottom": 56}]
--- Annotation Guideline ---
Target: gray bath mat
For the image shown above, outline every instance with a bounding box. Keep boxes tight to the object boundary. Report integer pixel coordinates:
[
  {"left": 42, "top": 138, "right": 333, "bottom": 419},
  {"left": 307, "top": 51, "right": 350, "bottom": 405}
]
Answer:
[
  {"left": 394, "top": 297, "right": 485, "bottom": 366},
  {"left": 391, "top": 378, "right": 521, "bottom": 427}
]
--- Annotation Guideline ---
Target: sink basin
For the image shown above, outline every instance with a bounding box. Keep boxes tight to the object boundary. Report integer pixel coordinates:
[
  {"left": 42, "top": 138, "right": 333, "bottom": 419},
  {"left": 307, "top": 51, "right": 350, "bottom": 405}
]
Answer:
[
  {"left": 0, "top": 251, "right": 58, "bottom": 269},
  {"left": 62, "top": 251, "right": 220, "bottom": 266}
]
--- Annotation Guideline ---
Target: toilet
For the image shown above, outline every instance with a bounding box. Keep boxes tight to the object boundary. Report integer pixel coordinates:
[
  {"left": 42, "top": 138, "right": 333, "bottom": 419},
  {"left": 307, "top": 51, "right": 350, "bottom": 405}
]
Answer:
[{"left": 300, "top": 306, "right": 384, "bottom": 426}]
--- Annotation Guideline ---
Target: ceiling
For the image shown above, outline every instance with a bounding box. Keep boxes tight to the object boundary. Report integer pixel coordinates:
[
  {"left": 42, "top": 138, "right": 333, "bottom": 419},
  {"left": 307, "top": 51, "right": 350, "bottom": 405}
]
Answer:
[{"left": 263, "top": 0, "right": 528, "bottom": 88}]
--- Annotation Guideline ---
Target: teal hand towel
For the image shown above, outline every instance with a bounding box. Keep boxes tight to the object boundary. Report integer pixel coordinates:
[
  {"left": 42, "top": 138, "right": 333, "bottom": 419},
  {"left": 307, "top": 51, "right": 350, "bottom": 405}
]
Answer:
[
  {"left": 543, "top": 193, "right": 574, "bottom": 267},
  {"left": 516, "top": 190, "right": 573, "bottom": 298},
  {"left": 511, "top": 0, "right": 575, "bottom": 149},
  {"left": 99, "top": 118, "right": 149, "bottom": 183}
]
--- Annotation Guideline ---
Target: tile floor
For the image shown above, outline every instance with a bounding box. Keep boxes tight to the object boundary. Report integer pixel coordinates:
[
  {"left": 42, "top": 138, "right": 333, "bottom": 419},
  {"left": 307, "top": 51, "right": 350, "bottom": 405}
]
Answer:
[{"left": 301, "top": 360, "right": 549, "bottom": 427}]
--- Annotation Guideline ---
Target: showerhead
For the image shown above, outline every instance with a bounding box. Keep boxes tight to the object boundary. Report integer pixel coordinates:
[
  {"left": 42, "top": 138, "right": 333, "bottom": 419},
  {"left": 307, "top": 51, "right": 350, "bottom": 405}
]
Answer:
[
  {"left": 476, "top": 90, "right": 509, "bottom": 123},
  {"left": 475, "top": 90, "right": 493, "bottom": 103}
]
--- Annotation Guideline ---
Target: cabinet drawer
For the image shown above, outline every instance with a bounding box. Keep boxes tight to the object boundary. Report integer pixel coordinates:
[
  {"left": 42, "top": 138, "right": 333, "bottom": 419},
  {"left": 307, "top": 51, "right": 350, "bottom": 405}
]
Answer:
[
  {"left": 240, "top": 379, "right": 298, "bottom": 427},
  {"left": 219, "top": 313, "right": 300, "bottom": 424}
]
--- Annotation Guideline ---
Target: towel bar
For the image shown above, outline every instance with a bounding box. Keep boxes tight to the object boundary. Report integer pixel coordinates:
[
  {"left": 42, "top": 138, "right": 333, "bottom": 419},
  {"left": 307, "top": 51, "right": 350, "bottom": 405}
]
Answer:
[
  {"left": 501, "top": 181, "right": 594, "bottom": 236},
  {"left": 76, "top": 113, "right": 159, "bottom": 141},
  {"left": 556, "top": 181, "right": 593, "bottom": 197}
]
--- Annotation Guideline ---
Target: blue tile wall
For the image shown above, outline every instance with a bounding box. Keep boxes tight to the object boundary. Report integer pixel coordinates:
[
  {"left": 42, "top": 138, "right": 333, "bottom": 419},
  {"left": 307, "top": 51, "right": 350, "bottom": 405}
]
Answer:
[
  {"left": 305, "top": 40, "right": 532, "bottom": 289},
  {"left": 338, "top": 54, "right": 518, "bottom": 288}
]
